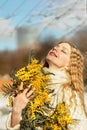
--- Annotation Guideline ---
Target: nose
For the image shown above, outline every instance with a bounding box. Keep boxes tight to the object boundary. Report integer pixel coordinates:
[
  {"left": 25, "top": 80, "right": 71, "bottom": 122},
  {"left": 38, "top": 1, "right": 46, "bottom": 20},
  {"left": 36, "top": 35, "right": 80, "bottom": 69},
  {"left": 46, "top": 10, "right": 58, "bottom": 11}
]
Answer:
[
  {"left": 53, "top": 46, "right": 62, "bottom": 55},
  {"left": 53, "top": 46, "right": 57, "bottom": 51},
  {"left": 53, "top": 46, "right": 60, "bottom": 52}
]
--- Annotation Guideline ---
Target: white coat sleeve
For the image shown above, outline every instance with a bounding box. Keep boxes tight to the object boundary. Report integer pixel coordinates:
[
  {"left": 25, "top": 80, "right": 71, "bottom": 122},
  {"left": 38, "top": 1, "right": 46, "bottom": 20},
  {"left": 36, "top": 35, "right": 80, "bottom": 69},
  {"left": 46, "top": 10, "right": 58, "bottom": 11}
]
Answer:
[
  {"left": 7, "top": 113, "right": 20, "bottom": 130},
  {"left": 65, "top": 90, "right": 87, "bottom": 130}
]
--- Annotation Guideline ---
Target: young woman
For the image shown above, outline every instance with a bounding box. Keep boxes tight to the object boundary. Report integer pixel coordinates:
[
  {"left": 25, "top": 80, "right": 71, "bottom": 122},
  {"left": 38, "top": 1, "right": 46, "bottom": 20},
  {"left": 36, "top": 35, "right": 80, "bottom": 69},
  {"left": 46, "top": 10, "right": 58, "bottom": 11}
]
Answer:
[{"left": 7, "top": 42, "right": 87, "bottom": 130}]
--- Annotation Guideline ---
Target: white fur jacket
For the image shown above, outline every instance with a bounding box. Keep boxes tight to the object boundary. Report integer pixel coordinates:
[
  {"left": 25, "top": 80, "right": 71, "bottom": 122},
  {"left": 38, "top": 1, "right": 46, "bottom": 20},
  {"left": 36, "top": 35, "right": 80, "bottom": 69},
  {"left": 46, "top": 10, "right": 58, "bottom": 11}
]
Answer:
[{"left": 3, "top": 68, "right": 87, "bottom": 130}]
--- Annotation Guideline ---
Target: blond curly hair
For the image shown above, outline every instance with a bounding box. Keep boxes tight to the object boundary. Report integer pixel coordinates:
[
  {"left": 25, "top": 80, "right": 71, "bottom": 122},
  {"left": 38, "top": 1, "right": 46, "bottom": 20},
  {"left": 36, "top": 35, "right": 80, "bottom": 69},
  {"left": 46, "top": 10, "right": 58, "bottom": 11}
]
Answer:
[
  {"left": 58, "top": 42, "right": 85, "bottom": 111},
  {"left": 67, "top": 42, "right": 85, "bottom": 109},
  {"left": 69, "top": 43, "right": 84, "bottom": 93}
]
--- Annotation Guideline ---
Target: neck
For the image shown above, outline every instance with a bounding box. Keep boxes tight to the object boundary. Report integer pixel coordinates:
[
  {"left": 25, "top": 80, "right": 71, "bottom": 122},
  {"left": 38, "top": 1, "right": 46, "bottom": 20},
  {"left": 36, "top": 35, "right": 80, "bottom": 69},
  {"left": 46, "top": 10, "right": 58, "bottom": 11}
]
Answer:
[{"left": 48, "top": 64, "right": 65, "bottom": 72}]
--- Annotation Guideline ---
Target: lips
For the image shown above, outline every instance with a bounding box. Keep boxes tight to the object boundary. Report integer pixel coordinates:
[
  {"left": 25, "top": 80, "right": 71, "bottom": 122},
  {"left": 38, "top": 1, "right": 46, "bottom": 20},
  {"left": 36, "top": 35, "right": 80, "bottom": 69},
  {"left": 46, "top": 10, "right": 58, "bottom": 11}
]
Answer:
[{"left": 49, "top": 51, "right": 57, "bottom": 57}]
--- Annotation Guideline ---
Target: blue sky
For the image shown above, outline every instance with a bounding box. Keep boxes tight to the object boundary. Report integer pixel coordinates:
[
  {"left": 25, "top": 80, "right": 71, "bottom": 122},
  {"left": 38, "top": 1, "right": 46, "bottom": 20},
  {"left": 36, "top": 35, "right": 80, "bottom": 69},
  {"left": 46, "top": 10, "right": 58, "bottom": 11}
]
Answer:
[
  {"left": 0, "top": 0, "right": 86, "bottom": 51},
  {"left": 0, "top": 0, "right": 45, "bottom": 50},
  {"left": 0, "top": 0, "right": 62, "bottom": 51}
]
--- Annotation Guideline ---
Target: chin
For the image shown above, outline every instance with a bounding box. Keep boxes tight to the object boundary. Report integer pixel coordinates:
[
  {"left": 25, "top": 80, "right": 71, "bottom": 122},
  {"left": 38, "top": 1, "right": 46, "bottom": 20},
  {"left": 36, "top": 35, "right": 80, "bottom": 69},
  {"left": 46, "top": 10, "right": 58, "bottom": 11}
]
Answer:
[{"left": 46, "top": 56, "right": 52, "bottom": 62}]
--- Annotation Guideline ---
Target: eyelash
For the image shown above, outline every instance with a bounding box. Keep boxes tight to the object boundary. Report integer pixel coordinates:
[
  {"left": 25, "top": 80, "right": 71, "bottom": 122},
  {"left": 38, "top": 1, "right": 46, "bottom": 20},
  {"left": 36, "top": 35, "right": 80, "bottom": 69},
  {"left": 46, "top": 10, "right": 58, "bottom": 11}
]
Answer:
[{"left": 61, "top": 50, "right": 66, "bottom": 54}]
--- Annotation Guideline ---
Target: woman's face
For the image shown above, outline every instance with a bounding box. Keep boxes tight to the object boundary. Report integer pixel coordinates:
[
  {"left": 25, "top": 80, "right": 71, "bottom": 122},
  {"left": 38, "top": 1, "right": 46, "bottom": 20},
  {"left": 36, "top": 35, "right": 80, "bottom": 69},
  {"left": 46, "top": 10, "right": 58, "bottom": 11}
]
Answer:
[{"left": 46, "top": 43, "right": 71, "bottom": 69}]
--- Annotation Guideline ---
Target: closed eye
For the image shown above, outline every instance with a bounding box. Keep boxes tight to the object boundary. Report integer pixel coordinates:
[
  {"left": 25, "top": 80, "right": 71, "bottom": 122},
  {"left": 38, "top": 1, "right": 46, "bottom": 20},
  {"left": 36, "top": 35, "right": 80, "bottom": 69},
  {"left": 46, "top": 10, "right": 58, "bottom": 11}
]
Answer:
[{"left": 61, "top": 50, "right": 67, "bottom": 54}]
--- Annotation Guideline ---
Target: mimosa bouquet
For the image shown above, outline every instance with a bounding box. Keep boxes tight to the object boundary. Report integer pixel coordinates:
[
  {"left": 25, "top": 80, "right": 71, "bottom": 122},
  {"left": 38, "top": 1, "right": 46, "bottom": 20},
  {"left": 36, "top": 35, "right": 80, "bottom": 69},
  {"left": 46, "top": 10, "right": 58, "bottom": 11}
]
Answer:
[{"left": 3, "top": 52, "right": 76, "bottom": 130}]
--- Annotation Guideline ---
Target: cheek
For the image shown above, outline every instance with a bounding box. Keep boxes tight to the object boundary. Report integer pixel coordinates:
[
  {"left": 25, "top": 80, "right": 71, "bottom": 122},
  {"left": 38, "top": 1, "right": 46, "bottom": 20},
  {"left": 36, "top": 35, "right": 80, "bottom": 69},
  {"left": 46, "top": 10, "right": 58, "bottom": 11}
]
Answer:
[
  {"left": 58, "top": 55, "right": 70, "bottom": 66},
  {"left": 62, "top": 56, "right": 70, "bottom": 65}
]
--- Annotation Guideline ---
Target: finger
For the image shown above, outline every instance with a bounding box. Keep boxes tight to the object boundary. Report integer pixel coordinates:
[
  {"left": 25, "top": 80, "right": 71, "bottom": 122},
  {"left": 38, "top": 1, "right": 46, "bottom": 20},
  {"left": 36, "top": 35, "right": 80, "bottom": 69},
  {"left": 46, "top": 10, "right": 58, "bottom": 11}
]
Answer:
[
  {"left": 23, "top": 84, "right": 32, "bottom": 95},
  {"left": 18, "top": 82, "right": 23, "bottom": 90},
  {"left": 28, "top": 93, "right": 36, "bottom": 100},
  {"left": 26, "top": 88, "right": 35, "bottom": 98}
]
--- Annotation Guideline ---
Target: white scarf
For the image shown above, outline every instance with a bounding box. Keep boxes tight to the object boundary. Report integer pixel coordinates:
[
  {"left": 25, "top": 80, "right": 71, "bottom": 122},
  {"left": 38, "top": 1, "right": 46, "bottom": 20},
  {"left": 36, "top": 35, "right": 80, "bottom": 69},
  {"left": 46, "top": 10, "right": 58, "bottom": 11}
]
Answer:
[{"left": 43, "top": 67, "right": 70, "bottom": 108}]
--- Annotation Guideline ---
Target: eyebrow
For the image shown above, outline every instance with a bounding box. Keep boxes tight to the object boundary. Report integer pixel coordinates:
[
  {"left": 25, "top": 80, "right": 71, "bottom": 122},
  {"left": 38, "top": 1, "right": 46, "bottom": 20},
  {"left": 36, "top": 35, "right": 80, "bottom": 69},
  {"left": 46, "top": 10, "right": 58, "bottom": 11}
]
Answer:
[{"left": 57, "top": 44, "right": 70, "bottom": 53}]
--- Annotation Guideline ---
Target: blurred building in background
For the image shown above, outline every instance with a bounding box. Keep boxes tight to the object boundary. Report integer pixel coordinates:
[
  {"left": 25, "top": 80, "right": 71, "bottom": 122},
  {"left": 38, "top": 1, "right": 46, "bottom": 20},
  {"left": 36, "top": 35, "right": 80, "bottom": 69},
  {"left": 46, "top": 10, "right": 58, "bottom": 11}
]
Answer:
[{"left": 16, "top": 26, "right": 41, "bottom": 50}]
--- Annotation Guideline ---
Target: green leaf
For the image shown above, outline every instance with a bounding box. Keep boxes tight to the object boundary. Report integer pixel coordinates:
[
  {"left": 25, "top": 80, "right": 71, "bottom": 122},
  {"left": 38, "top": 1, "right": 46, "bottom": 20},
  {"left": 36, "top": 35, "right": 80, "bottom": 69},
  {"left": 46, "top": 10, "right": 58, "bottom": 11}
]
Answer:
[
  {"left": 28, "top": 50, "right": 35, "bottom": 64},
  {"left": 41, "top": 68, "right": 55, "bottom": 76},
  {"left": 2, "top": 84, "right": 13, "bottom": 96}
]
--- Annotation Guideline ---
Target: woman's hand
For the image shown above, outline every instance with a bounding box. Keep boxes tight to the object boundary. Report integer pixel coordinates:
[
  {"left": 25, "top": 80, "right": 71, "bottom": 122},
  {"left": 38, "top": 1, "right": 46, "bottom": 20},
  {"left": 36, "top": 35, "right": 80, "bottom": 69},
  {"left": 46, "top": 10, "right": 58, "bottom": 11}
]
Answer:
[
  {"left": 13, "top": 82, "right": 35, "bottom": 112},
  {"left": 11, "top": 82, "right": 35, "bottom": 127}
]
